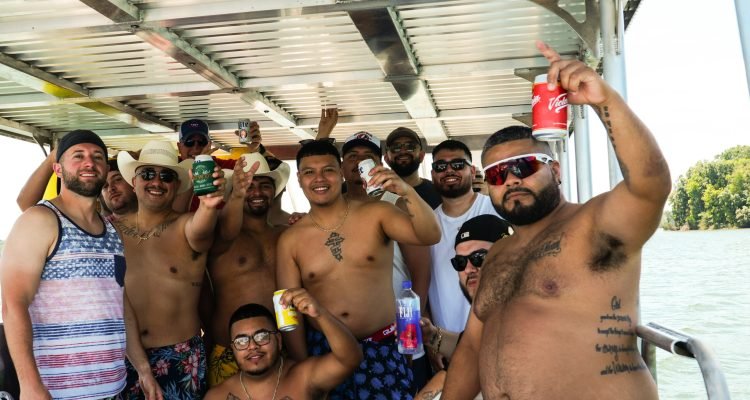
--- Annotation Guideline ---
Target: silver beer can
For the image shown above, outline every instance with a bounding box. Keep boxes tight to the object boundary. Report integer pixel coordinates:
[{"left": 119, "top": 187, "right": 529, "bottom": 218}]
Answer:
[{"left": 358, "top": 159, "right": 384, "bottom": 197}]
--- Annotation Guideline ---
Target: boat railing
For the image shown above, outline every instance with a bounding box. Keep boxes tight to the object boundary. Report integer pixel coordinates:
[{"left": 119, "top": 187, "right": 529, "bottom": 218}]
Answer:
[{"left": 638, "top": 322, "right": 731, "bottom": 400}]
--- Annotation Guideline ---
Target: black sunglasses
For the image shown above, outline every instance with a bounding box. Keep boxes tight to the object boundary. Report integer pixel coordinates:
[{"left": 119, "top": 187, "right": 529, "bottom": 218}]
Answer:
[
  {"left": 137, "top": 168, "right": 177, "bottom": 183},
  {"left": 232, "top": 329, "right": 279, "bottom": 350},
  {"left": 299, "top": 138, "right": 336, "bottom": 146},
  {"left": 184, "top": 138, "right": 208, "bottom": 148},
  {"left": 432, "top": 158, "right": 469, "bottom": 173},
  {"left": 451, "top": 249, "right": 489, "bottom": 271}
]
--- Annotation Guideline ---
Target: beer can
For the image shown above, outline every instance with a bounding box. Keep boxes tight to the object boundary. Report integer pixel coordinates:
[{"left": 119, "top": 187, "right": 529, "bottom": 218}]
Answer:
[
  {"left": 238, "top": 119, "right": 251, "bottom": 144},
  {"left": 358, "top": 159, "right": 384, "bottom": 197},
  {"left": 192, "top": 155, "right": 217, "bottom": 196},
  {"left": 531, "top": 74, "right": 569, "bottom": 141},
  {"left": 273, "top": 289, "right": 299, "bottom": 332}
]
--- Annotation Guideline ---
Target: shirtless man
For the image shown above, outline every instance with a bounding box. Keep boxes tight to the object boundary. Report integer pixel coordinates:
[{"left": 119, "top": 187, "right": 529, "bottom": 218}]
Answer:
[
  {"left": 101, "top": 158, "right": 138, "bottom": 219},
  {"left": 276, "top": 140, "right": 441, "bottom": 399},
  {"left": 204, "top": 289, "right": 362, "bottom": 400},
  {"left": 441, "top": 41, "right": 670, "bottom": 399},
  {"left": 114, "top": 140, "right": 230, "bottom": 399},
  {"left": 206, "top": 152, "right": 291, "bottom": 387}
]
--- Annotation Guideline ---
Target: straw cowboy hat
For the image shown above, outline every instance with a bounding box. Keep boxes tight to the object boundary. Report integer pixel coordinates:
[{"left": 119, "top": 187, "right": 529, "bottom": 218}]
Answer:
[
  {"left": 241, "top": 152, "right": 290, "bottom": 198},
  {"left": 117, "top": 140, "right": 194, "bottom": 193}
]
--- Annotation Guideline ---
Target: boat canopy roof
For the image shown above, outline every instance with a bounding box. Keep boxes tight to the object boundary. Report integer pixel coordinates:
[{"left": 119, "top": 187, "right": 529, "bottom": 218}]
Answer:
[{"left": 0, "top": 0, "right": 641, "bottom": 155}]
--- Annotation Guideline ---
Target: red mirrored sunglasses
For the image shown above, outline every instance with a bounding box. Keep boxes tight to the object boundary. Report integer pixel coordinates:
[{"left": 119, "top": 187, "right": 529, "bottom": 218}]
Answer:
[{"left": 483, "top": 153, "right": 553, "bottom": 186}]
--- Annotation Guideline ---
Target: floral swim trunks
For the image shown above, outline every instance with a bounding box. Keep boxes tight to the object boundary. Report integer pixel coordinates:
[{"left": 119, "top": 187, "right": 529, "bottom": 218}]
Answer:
[{"left": 123, "top": 334, "right": 206, "bottom": 400}]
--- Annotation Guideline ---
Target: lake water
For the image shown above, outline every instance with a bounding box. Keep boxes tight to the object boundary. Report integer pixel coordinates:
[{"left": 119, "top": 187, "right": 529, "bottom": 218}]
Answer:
[
  {"left": 641, "top": 229, "right": 750, "bottom": 399},
  {"left": 1, "top": 230, "right": 748, "bottom": 397}
]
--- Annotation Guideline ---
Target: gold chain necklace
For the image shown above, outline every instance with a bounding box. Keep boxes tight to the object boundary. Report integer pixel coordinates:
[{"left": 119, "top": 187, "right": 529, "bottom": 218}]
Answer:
[
  {"left": 308, "top": 200, "right": 350, "bottom": 232},
  {"left": 135, "top": 211, "right": 169, "bottom": 244},
  {"left": 239, "top": 357, "right": 283, "bottom": 400}
]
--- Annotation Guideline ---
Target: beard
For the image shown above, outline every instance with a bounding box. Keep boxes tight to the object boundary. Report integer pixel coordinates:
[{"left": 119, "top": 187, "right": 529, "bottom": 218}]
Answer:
[
  {"left": 244, "top": 353, "right": 280, "bottom": 376},
  {"left": 494, "top": 182, "right": 561, "bottom": 226},
  {"left": 389, "top": 157, "right": 420, "bottom": 177},
  {"left": 245, "top": 199, "right": 270, "bottom": 216},
  {"left": 459, "top": 279, "right": 473, "bottom": 303},
  {"left": 62, "top": 167, "right": 105, "bottom": 197},
  {"left": 435, "top": 175, "right": 472, "bottom": 199}
]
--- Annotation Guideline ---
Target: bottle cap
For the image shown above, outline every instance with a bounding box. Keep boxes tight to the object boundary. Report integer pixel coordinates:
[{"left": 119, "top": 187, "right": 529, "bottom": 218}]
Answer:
[{"left": 401, "top": 280, "right": 412, "bottom": 289}]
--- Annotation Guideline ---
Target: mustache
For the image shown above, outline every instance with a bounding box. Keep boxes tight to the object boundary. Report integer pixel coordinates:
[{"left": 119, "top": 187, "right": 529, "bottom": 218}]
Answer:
[{"left": 504, "top": 187, "right": 534, "bottom": 201}]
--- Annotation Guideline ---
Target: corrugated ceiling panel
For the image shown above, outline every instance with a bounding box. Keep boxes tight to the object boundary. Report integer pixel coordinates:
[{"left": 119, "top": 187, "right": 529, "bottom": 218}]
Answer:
[
  {"left": 261, "top": 81, "right": 407, "bottom": 120},
  {"left": 429, "top": 74, "right": 531, "bottom": 110},
  {"left": 0, "top": 104, "right": 142, "bottom": 133},
  {"left": 444, "top": 115, "right": 523, "bottom": 137},
  {"left": 176, "top": 12, "right": 378, "bottom": 79},
  {"left": 124, "top": 93, "right": 268, "bottom": 125}
]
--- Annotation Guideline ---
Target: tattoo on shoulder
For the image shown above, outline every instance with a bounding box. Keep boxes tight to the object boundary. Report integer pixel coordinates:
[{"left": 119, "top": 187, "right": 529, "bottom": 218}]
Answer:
[
  {"left": 419, "top": 390, "right": 443, "bottom": 400},
  {"left": 324, "top": 232, "right": 345, "bottom": 261},
  {"left": 226, "top": 393, "right": 242, "bottom": 400},
  {"left": 595, "top": 295, "right": 643, "bottom": 376},
  {"left": 527, "top": 234, "right": 562, "bottom": 261}
]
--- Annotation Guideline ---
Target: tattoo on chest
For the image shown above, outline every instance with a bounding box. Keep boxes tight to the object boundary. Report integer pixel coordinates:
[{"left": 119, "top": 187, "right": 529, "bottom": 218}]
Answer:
[
  {"left": 115, "top": 218, "right": 174, "bottom": 242},
  {"left": 226, "top": 393, "right": 241, "bottom": 400},
  {"left": 527, "top": 236, "right": 562, "bottom": 261},
  {"left": 324, "top": 232, "right": 345, "bottom": 261},
  {"left": 596, "top": 295, "right": 643, "bottom": 376}
]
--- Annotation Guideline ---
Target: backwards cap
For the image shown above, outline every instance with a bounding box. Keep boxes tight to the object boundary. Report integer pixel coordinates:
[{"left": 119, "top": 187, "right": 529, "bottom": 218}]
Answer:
[{"left": 56, "top": 130, "right": 107, "bottom": 160}]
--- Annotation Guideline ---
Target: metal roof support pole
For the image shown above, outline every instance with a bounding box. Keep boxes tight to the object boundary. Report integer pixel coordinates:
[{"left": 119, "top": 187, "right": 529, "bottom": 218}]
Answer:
[
  {"left": 600, "top": 0, "right": 626, "bottom": 189},
  {"left": 557, "top": 138, "right": 572, "bottom": 201},
  {"left": 573, "top": 105, "right": 592, "bottom": 202},
  {"left": 735, "top": 0, "right": 750, "bottom": 95}
]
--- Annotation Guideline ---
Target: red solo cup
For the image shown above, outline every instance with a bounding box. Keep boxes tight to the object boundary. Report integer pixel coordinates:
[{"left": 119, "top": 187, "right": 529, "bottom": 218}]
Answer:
[{"left": 532, "top": 74, "right": 569, "bottom": 141}]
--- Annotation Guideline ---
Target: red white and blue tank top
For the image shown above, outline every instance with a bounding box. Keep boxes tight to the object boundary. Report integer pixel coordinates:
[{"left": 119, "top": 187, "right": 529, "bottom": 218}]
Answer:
[{"left": 28, "top": 201, "right": 127, "bottom": 399}]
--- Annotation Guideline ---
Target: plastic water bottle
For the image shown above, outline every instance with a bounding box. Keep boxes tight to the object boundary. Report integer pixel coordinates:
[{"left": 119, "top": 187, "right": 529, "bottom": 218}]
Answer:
[{"left": 396, "top": 280, "right": 423, "bottom": 354}]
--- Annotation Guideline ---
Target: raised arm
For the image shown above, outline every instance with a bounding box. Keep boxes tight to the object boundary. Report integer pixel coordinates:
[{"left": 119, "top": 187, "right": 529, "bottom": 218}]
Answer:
[
  {"left": 275, "top": 229, "right": 308, "bottom": 361},
  {"left": 184, "top": 166, "right": 226, "bottom": 252},
  {"left": 0, "top": 207, "right": 57, "bottom": 399},
  {"left": 538, "top": 41, "right": 671, "bottom": 247},
  {"left": 213, "top": 158, "right": 259, "bottom": 255},
  {"left": 369, "top": 166, "right": 440, "bottom": 246},
  {"left": 124, "top": 290, "right": 163, "bottom": 400},
  {"left": 17, "top": 151, "right": 55, "bottom": 211},
  {"left": 440, "top": 308, "right": 482, "bottom": 399},
  {"left": 281, "top": 288, "right": 362, "bottom": 392},
  {"left": 315, "top": 108, "right": 338, "bottom": 139}
]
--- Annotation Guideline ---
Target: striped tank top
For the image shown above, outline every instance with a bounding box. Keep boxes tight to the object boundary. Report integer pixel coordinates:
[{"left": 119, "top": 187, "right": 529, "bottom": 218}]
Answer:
[{"left": 28, "top": 201, "right": 127, "bottom": 400}]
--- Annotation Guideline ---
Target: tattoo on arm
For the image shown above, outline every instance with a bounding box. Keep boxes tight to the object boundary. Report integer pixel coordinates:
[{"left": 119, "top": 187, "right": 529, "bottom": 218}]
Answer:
[
  {"left": 419, "top": 390, "right": 443, "bottom": 400},
  {"left": 596, "top": 295, "right": 643, "bottom": 376},
  {"left": 597, "top": 105, "right": 630, "bottom": 180},
  {"left": 324, "top": 232, "right": 345, "bottom": 262}
]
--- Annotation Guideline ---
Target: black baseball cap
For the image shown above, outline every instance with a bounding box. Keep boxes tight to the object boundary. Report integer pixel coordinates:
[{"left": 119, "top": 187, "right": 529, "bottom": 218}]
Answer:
[
  {"left": 179, "top": 119, "right": 210, "bottom": 142},
  {"left": 56, "top": 130, "right": 107, "bottom": 160},
  {"left": 455, "top": 214, "right": 512, "bottom": 248}
]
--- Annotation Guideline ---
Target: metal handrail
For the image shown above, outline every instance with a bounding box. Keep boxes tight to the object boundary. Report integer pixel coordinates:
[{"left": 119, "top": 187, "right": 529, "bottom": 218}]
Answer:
[{"left": 637, "top": 322, "right": 731, "bottom": 400}]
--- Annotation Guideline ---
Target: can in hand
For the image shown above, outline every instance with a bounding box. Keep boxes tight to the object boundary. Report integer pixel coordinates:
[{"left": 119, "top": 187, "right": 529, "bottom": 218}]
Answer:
[
  {"left": 358, "top": 159, "right": 384, "bottom": 197},
  {"left": 273, "top": 289, "right": 299, "bottom": 332},
  {"left": 238, "top": 119, "right": 251, "bottom": 144},
  {"left": 532, "top": 73, "right": 568, "bottom": 141},
  {"left": 192, "top": 155, "right": 217, "bottom": 196}
]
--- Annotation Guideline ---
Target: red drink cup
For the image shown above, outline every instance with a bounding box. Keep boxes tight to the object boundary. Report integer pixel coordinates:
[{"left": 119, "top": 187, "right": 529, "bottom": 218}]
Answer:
[{"left": 532, "top": 74, "right": 568, "bottom": 141}]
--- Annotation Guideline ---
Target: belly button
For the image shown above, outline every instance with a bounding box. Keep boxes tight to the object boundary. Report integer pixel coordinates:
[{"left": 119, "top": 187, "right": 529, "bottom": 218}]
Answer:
[{"left": 340, "top": 312, "right": 349, "bottom": 318}]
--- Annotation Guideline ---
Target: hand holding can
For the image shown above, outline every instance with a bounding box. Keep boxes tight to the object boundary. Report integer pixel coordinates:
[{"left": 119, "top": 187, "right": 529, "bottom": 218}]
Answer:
[
  {"left": 273, "top": 289, "right": 299, "bottom": 331},
  {"left": 532, "top": 73, "right": 568, "bottom": 141},
  {"left": 358, "top": 159, "right": 385, "bottom": 197}
]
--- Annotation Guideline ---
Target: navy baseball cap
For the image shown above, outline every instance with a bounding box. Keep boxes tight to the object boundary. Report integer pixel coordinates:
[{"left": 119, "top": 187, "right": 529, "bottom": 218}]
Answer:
[{"left": 179, "top": 119, "right": 210, "bottom": 142}]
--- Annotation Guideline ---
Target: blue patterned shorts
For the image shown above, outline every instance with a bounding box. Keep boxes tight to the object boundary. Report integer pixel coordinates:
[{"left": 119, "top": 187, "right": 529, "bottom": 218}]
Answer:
[
  {"left": 123, "top": 335, "right": 206, "bottom": 400},
  {"left": 307, "top": 326, "right": 414, "bottom": 399}
]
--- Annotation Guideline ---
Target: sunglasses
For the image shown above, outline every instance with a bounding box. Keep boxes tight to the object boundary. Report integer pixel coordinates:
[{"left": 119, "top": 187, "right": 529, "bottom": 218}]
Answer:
[
  {"left": 451, "top": 249, "right": 489, "bottom": 271},
  {"left": 231, "top": 329, "right": 279, "bottom": 350},
  {"left": 483, "top": 153, "right": 553, "bottom": 186},
  {"left": 432, "top": 158, "right": 470, "bottom": 173},
  {"left": 299, "top": 138, "right": 336, "bottom": 146},
  {"left": 184, "top": 138, "right": 208, "bottom": 148},
  {"left": 388, "top": 143, "right": 419, "bottom": 153},
  {"left": 137, "top": 168, "right": 178, "bottom": 183}
]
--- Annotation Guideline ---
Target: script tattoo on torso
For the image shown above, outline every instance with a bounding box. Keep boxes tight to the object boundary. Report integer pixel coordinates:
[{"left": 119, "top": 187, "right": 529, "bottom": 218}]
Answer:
[
  {"left": 596, "top": 295, "right": 643, "bottom": 376},
  {"left": 324, "top": 232, "right": 345, "bottom": 261}
]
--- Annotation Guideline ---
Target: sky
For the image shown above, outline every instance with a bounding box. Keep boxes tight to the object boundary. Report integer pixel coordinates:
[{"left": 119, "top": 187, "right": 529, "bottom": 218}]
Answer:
[{"left": 0, "top": 0, "right": 748, "bottom": 239}]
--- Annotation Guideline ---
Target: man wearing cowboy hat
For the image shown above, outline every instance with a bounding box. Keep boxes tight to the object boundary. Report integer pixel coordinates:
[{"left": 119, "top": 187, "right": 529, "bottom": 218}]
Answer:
[
  {"left": 204, "top": 152, "right": 292, "bottom": 387},
  {"left": 114, "top": 140, "right": 247, "bottom": 399}
]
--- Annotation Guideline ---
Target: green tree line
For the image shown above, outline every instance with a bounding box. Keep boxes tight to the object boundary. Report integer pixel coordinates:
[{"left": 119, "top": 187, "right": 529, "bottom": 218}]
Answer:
[{"left": 664, "top": 145, "right": 750, "bottom": 230}]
